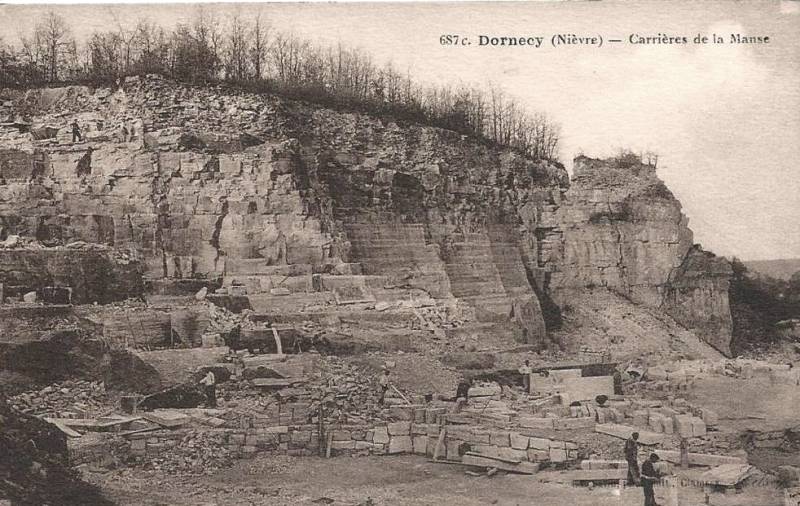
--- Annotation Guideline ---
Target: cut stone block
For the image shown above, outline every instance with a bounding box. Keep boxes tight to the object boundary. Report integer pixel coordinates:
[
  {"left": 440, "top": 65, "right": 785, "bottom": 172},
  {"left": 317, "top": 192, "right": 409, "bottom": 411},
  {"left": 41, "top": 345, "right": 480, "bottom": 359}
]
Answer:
[
  {"left": 655, "top": 450, "right": 746, "bottom": 467},
  {"left": 471, "top": 446, "right": 527, "bottom": 463},
  {"left": 489, "top": 431, "right": 510, "bottom": 447},
  {"left": 510, "top": 434, "right": 529, "bottom": 450},
  {"left": 700, "top": 408, "right": 719, "bottom": 427},
  {"left": 529, "top": 437, "right": 551, "bottom": 451},
  {"left": 580, "top": 459, "right": 627, "bottom": 470},
  {"left": 387, "top": 421, "right": 411, "bottom": 436},
  {"left": 541, "top": 468, "right": 627, "bottom": 483},
  {"left": 461, "top": 453, "right": 540, "bottom": 474},
  {"left": 519, "top": 416, "right": 554, "bottom": 430},
  {"left": 595, "top": 423, "right": 665, "bottom": 445},
  {"left": 554, "top": 417, "right": 595, "bottom": 430},
  {"left": 555, "top": 376, "right": 615, "bottom": 402},
  {"left": 372, "top": 426, "right": 390, "bottom": 444},
  {"left": 413, "top": 435, "right": 428, "bottom": 455},
  {"left": 387, "top": 435, "right": 413, "bottom": 454},
  {"left": 354, "top": 441, "right": 374, "bottom": 451},
  {"left": 690, "top": 417, "right": 707, "bottom": 437},
  {"left": 527, "top": 449, "right": 550, "bottom": 462},
  {"left": 673, "top": 415, "right": 694, "bottom": 438},
  {"left": 446, "top": 439, "right": 462, "bottom": 461},
  {"left": 330, "top": 440, "right": 355, "bottom": 450}
]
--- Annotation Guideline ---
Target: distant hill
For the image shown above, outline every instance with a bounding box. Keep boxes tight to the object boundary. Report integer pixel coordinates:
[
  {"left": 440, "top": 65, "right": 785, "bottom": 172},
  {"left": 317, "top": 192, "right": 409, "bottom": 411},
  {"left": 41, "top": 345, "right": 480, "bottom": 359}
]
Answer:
[{"left": 743, "top": 259, "right": 800, "bottom": 280}]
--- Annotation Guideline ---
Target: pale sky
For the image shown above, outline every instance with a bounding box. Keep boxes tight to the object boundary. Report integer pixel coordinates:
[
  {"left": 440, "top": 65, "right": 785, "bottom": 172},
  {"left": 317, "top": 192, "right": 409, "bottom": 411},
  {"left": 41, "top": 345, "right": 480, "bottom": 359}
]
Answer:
[{"left": 1, "top": 1, "right": 798, "bottom": 261}]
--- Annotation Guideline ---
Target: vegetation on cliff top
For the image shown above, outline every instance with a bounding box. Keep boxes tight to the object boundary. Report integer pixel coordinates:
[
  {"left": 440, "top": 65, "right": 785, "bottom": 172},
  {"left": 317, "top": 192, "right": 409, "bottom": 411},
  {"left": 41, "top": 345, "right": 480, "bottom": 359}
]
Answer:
[
  {"left": 0, "top": 9, "right": 560, "bottom": 161},
  {"left": 730, "top": 258, "right": 800, "bottom": 353}
]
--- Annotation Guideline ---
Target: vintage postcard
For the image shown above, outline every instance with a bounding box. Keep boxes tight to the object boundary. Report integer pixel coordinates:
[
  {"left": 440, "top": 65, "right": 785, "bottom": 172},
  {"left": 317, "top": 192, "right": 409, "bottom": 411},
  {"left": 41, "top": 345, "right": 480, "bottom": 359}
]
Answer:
[{"left": 0, "top": 1, "right": 798, "bottom": 505}]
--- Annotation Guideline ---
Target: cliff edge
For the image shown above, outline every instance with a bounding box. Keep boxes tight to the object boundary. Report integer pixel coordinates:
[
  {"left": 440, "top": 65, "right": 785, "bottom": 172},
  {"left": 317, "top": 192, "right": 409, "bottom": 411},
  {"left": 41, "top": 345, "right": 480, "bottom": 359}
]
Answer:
[{"left": 0, "top": 76, "right": 733, "bottom": 355}]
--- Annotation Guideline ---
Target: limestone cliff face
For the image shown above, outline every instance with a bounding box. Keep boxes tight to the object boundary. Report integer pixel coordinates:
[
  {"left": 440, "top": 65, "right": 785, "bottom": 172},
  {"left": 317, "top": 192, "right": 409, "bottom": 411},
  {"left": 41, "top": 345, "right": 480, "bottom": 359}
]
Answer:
[
  {"left": 0, "top": 77, "right": 733, "bottom": 353},
  {"left": 663, "top": 246, "right": 733, "bottom": 355},
  {"left": 524, "top": 155, "right": 733, "bottom": 354}
]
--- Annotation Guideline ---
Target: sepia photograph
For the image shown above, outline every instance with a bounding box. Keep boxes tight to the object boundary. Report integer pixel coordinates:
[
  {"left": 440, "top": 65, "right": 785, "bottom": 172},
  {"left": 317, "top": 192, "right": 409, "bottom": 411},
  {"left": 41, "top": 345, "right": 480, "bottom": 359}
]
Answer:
[{"left": 0, "top": 1, "right": 798, "bottom": 505}]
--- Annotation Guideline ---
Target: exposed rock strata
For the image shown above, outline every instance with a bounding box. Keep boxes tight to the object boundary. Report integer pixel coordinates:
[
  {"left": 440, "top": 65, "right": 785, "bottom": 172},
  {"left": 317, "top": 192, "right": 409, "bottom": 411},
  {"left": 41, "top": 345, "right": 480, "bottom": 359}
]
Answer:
[{"left": 0, "top": 77, "right": 733, "bottom": 353}]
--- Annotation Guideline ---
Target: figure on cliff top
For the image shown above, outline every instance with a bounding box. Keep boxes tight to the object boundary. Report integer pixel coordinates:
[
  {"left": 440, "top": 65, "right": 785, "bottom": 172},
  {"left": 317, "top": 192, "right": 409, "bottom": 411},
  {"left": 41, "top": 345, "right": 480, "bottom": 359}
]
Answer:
[{"left": 70, "top": 120, "right": 82, "bottom": 143}]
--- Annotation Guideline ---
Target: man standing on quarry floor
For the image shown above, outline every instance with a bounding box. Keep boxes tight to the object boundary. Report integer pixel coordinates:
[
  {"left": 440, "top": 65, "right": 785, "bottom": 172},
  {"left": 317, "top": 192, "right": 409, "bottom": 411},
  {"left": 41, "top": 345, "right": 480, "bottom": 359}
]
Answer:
[
  {"left": 518, "top": 359, "right": 532, "bottom": 393},
  {"left": 641, "top": 453, "right": 663, "bottom": 506},
  {"left": 625, "top": 431, "right": 641, "bottom": 486},
  {"left": 378, "top": 368, "right": 390, "bottom": 405},
  {"left": 200, "top": 370, "right": 216, "bottom": 408}
]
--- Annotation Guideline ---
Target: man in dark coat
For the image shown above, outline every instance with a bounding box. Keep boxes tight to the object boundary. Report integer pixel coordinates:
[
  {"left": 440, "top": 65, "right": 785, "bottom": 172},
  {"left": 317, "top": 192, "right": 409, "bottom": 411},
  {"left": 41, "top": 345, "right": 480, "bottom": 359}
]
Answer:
[
  {"left": 640, "top": 453, "right": 663, "bottom": 506},
  {"left": 625, "top": 431, "right": 640, "bottom": 485},
  {"left": 71, "top": 120, "right": 82, "bottom": 142}
]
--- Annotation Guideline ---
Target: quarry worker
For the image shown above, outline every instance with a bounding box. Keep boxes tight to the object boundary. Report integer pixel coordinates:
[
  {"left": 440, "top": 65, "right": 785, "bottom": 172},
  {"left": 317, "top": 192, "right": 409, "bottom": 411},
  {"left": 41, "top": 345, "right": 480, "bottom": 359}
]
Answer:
[
  {"left": 200, "top": 370, "right": 217, "bottom": 408},
  {"left": 378, "top": 368, "right": 390, "bottom": 405},
  {"left": 100, "top": 350, "right": 113, "bottom": 390},
  {"left": 640, "top": 453, "right": 663, "bottom": 506},
  {"left": 76, "top": 147, "right": 93, "bottom": 177},
  {"left": 518, "top": 359, "right": 533, "bottom": 392},
  {"left": 625, "top": 432, "right": 641, "bottom": 486},
  {"left": 71, "top": 120, "right": 82, "bottom": 143}
]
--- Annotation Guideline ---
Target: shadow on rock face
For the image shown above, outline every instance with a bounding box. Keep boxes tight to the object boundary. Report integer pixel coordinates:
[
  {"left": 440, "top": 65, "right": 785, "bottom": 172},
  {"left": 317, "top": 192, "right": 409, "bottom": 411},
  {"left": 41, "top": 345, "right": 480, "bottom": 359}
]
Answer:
[{"left": 0, "top": 330, "right": 162, "bottom": 394}]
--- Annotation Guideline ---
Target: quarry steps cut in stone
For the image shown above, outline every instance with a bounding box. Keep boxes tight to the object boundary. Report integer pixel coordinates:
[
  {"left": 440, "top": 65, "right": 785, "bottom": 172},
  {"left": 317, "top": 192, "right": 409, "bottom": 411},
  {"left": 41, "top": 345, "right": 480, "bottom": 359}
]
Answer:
[{"left": 0, "top": 77, "right": 732, "bottom": 353}]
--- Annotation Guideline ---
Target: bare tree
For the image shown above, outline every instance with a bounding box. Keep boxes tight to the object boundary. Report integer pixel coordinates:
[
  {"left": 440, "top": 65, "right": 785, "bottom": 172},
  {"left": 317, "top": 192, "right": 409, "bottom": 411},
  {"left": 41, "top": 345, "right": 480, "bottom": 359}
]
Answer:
[
  {"left": 34, "top": 11, "right": 74, "bottom": 81},
  {"left": 249, "top": 12, "right": 269, "bottom": 79},
  {"left": 13, "top": 12, "right": 562, "bottom": 161},
  {"left": 224, "top": 12, "right": 250, "bottom": 80}
]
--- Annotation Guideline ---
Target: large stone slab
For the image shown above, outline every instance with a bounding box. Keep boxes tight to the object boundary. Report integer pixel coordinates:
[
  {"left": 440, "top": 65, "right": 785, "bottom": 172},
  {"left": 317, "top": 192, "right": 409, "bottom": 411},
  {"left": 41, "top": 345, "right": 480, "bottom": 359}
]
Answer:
[
  {"left": 655, "top": 450, "right": 747, "bottom": 467},
  {"left": 595, "top": 423, "right": 665, "bottom": 445},
  {"left": 387, "top": 435, "right": 413, "bottom": 454},
  {"left": 461, "top": 453, "right": 540, "bottom": 474},
  {"left": 539, "top": 468, "right": 627, "bottom": 483},
  {"left": 557, "top": 376, "right": 615, "bottom": 403}
]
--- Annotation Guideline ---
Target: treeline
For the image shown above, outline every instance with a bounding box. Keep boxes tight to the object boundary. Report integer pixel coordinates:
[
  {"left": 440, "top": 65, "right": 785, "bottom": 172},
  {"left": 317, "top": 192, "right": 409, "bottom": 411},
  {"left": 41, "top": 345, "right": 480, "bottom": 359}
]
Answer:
[
  {"left": 0, "top": 10, "right": 560, "bottom": 160},
  {"left": 729, "top": 258, "right": 800, "bottom": 353}
]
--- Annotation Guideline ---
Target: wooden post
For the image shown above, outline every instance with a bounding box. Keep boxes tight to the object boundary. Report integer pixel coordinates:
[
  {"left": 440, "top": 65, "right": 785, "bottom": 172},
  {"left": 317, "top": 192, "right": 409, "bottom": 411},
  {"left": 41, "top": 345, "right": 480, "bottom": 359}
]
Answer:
[
  {"left": 318, "top": 404, "right": 326, "bottom": 457},
  {"left": 271, "top": 327, "right": 283, "bottom": 355},
  {"left": 390, "top": 384, "right": 410, "bottom": 404},
  {"left": 433, "top": 425, "right": 447, "bottom": 461},
  {"left": 325, "top": 431, "right": 333, "bottom": 458},
  {"left": 679, "top": 438, "right": 689, "bottom": 470}
]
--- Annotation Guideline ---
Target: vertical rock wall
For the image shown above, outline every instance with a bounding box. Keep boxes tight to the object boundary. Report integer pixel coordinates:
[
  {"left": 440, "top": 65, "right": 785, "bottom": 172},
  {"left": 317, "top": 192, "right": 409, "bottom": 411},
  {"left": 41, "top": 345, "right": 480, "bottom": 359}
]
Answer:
[
  {"left": 525, "top": 156, "right": 733, "bottom": 354},
  {"left": 0, "top": 78, "right": 733, "bottom": 352}
]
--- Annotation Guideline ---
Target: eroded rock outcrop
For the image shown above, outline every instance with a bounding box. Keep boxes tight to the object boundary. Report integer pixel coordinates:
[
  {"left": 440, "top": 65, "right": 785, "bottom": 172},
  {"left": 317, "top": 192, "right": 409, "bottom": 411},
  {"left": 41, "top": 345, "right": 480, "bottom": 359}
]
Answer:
[
  {"left": 527, "top": 155, "right": 733, "bottom": 354},
  {"left": 0, "top": 77, "right": 733, "bottom": 353}
]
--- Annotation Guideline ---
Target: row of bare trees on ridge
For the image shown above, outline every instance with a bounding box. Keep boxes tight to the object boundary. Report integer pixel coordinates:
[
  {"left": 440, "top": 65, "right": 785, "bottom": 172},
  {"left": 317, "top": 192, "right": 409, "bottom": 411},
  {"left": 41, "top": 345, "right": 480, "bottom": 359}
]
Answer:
[{"left": 0, "top": 9, "right": 560, "bottom": 161}]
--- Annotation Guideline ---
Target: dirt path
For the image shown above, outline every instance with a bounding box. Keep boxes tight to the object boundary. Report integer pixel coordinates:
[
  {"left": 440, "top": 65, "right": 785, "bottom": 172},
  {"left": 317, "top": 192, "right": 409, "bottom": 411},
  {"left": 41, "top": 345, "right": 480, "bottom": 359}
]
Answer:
[{"left": 92, "top": 455, "right": 784, "bottom": 506}]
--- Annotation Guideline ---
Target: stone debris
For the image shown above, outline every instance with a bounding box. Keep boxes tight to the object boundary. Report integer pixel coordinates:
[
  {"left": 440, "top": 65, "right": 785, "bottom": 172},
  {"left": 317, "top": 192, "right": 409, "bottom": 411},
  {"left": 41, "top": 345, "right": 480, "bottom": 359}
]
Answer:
[
  {"left": 139, "top": 430, "right": 235, "bottom": 475},
  {"left": 699, "top": 464, "right": 754, "bottom": 487},
  {"left": 8, "top": 379, "right": 108, "bottom": 418},
  {"left": 654, "top": 450, "right": 747, "bottom": 467}
]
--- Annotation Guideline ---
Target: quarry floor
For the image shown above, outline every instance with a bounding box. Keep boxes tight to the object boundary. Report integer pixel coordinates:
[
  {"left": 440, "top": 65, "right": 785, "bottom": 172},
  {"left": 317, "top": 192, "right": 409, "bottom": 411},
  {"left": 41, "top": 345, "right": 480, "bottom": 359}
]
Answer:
[
  {"left": 4, "top": 291, "right": 798, "bottom": 505},
  {"left": 89, "top": 454, "right": 784, "bottom": 506}
]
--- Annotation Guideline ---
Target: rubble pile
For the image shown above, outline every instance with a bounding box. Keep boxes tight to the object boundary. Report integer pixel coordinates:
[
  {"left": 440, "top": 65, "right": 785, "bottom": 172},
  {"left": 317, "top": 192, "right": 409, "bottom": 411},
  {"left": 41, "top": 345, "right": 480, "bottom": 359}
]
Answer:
[
  {"left": 307, "top": 357, "right": 392, "bottom": 424},
  {"left": 142, "top": 431, "right": 234, "bottom": 475},
  {"left": 0, "top": 400, "right": 113, "bottom": 505},
  {"left": 8, "top": 379, "right": 110, "bottom": 417},
  {"left": 205, "top": 303, "right": 245, "bottom": 335},
  {"left": 413, "top": 304, "right": 469, "bottom": 330},
  {"left": 220, "top": 355, "right": 390, "bottom": 424}
]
